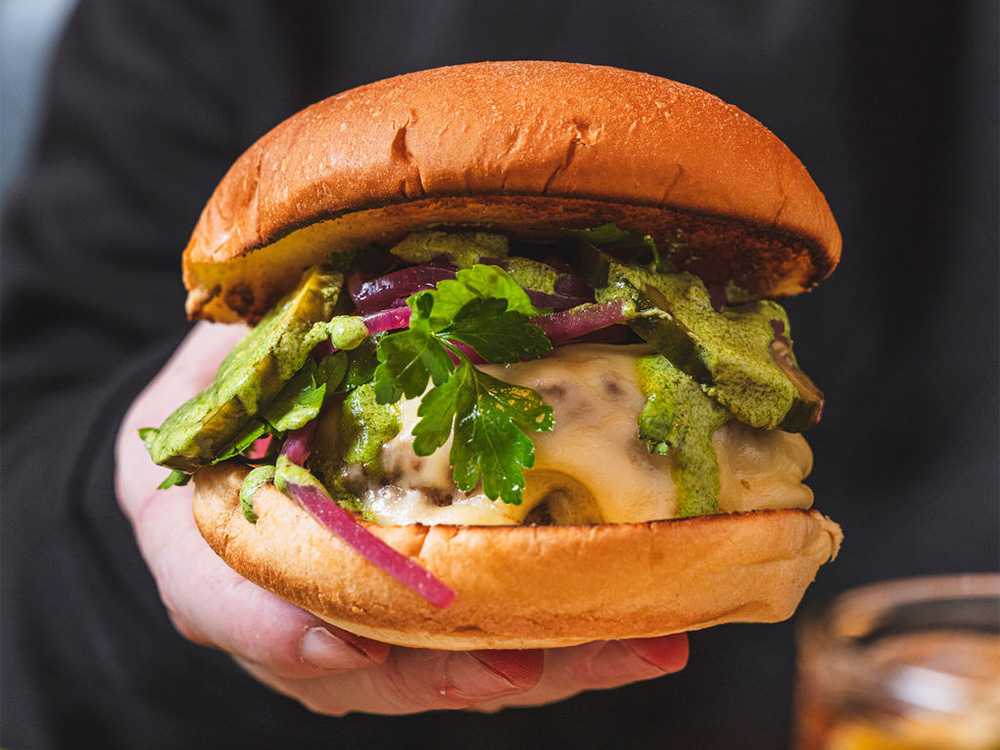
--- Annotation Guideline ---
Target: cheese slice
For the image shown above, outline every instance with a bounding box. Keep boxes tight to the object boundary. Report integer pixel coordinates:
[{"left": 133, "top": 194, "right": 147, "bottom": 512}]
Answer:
[{"left": 368, "top": 344, "right": 814, "bottom": 526}]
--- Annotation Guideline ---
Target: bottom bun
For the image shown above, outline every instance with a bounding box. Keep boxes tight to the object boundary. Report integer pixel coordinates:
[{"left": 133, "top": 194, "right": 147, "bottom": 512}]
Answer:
[{"left": 192, "top": 463, "right": 842, "bottom": 650}]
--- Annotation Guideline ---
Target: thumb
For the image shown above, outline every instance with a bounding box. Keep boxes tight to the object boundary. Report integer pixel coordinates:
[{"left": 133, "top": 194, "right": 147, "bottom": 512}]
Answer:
[{"left": 115, "top": 322, "right": 390, "bottom": 678}]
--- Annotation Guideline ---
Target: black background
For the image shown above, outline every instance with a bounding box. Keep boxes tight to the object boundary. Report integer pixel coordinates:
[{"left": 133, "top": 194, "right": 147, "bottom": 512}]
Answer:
[{"left": 2, "top": 1, "right": 997, "bottom": 748}]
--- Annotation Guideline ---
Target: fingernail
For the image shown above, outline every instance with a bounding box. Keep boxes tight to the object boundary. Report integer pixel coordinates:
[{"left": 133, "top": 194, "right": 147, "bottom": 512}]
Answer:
[
  {"left": 300, "top": 627, "right": 375, "bottom": 671},
  {"left": 590, "top": 635, "right": 689, "bottom": 681},
  {"left": 589, "top": 641, "right": 647, "bottom": 681},
  {"left": 623, "top": 634, "right": 689, "bottom": 673},
  {"left": 443, "top": 652, "right": 523, "bottom": 699}
]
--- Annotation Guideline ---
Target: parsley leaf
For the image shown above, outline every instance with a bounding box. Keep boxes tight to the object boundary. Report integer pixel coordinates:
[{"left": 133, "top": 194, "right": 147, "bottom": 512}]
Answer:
[
  {"left": 157, "top": 469, "right": 191, "bottom": 489},
  {"left": 373, "top": 313, "right": 453, "bottom": 403},
  {"left": 373, "top": 264, "right": 556, "bottom": 504},
  {"left": 213, "top": 420, "right": 270, "bottom": 464},
  {"left": 410, "top": 365, "right": 466, "bottom": 456},
  {"left": 411, "top": 359, "right": 554, "bottom": 504},
  {"left": 338, "top": 338, "right": 379, "bottom": 392},
  {"left": 139, "top": 427, "right": 158, "bottom": 451},
  {"left": 450, "top": 363, "right": 553, "bottom": 503},
  {"left": 372, "top": 265, "right": 552, "bottom": 399},
  {"left": 426, "top": 264, "right": 539, "bottom": 325},
  {"left": 439, "top": 297, "right": 551, "bottom": 363}
]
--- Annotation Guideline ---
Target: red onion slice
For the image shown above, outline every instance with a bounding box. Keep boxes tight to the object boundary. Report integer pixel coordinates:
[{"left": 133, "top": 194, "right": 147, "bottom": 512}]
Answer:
[
  {"left": 530, "top": 298, "right": 633, "bottom": 345},
  {"left": 346, "top": 269, "right": 366, "bottom": 309},
  {"left": 310, "top": 339, "right": 336, "bottom": 360},
  {"left": 362, "top": 306, "right": 412, "bottom": 335},
  {"left": 284, "top": 480, "right": 457, "bottom": 608},
  {"left": 708, "top": 284, "right": 727, "bottom": 312},
  {"left": 351, "top": 266, "right": 456, "bottom": 313},
  {"left": 570, "top": 325, "right": 629, "bottom": 344},
  {"left": 246, "top": 434, "right": 274, "bottom": 460},
  {"left": 279, "top": 421, "right": 318, "bottom": 467},
  {"left": 554, "top": 273, "right": 593, "bottom": 297},
  {"left": 524, "top": 287, "right": 593, "bottom": 311}
]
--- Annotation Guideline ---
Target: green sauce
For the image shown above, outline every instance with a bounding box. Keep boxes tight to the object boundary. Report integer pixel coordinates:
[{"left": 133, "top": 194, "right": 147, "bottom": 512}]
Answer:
[
  {"left": 339, "top": 383, "right": 402, "bottom": 465},
  {"left": 504, "top": 257, "right": 559, "bottom": 294},
  {"left": 598, "top": 262, "right": 796, "bottom": 430},
  {"left": 635, "top": 354, "right": 728, "bottom": 517},
  {"left": 390, "top": 231, "right": 508, "bottom": 266},
  {"left": 239, "top": 464, "right": 275, "bottom": 523},
  {"left": 306, "top": 384, "right": 401, "bottom": 513},
  {"left": 328, "top": 315, "right": 369, "bottom": 350}
]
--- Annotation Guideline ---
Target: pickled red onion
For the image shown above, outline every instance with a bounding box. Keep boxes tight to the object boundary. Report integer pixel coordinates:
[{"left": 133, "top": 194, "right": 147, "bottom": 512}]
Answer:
[
  {"left": 284, "top": 480, "right": 456, "bottom": 608},
  {"left": 530, "top": 298, "right": 632, "bottom": 344},
  {"left": 350, "top": 266, "right": 456, "bottom": 313}
]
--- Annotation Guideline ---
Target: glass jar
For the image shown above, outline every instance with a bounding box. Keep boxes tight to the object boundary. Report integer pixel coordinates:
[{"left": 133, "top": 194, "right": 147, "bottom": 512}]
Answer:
[{"left": 794, "top": 574, "right": 1000, "bottom": 750}]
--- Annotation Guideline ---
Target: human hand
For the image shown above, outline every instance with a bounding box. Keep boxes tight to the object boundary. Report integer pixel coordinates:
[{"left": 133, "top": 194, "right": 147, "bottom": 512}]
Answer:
[{"left": 115, "top": 322, "right": 688, "bottom": 715}]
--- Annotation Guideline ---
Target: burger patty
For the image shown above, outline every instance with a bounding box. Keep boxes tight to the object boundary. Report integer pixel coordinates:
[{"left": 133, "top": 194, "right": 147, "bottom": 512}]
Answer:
[{"left": 345, "top": 343, "right": 814, "bottom": 526}]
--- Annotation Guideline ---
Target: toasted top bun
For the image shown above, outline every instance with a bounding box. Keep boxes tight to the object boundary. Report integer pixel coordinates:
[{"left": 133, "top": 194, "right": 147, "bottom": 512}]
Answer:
[
  {"left": 193, "top": 463, "right": 842, "bottom": 650},
  {"left": 183, "top": 61, "right": 841, "bottom": 323}
]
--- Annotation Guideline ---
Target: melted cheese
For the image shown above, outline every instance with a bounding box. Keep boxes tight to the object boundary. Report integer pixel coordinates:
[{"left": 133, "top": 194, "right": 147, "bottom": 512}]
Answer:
[{"left": 367, "top": 344, "right": 814, "bottom": 526}]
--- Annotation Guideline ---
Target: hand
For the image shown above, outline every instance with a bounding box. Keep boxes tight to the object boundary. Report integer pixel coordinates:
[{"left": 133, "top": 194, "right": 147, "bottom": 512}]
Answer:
[{"left": 115, "top": 322, "right": 688, "bottom": 715}]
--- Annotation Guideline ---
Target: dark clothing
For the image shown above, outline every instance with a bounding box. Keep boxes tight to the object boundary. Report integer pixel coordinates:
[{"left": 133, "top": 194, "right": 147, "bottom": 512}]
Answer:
[{"left": 2, "top": 1, "right": 997, "bottom": 748}]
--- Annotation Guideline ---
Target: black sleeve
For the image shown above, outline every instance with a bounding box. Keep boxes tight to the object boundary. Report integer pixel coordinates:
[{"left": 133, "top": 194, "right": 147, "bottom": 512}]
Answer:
[{"left": 0, "top": 2, "right": 337, "bottom": 748}]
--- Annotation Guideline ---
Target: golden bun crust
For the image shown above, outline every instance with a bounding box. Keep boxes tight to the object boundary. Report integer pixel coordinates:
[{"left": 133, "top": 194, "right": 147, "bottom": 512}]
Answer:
[
  {"left": 193, "top": 463, "right": 842, "bottom": 650},
  {"left": 182, "top": 61, "right": 841, "bottom": 323}
]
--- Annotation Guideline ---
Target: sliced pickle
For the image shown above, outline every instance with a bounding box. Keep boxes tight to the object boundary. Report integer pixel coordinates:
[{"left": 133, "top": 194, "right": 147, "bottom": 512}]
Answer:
[
  {"left": 147, "top": 266, "right": 344, "bottom": 471},
  {"left": 771, "top": 336, "right": 824, "bottom": 431},
  {"left": 628, "top": 284, "right": 713, "bottom": 383},
  {"left": 574, "top": 240, "right": 709, "bottom": 378},
  {"left": 574, "top": 240, "right": 820, "bottom": 431}
]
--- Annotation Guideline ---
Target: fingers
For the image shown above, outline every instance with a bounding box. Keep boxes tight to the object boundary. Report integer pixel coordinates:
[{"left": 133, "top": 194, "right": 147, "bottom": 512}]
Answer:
[
  {"left": 385, "top": 648, "right": 544, "bottom": 709},
  {"left": 115, "top": 322, "right": 391, "bottom": 680},
  {"left": 234, "top": 635, "right": 686, "bottom": 716},
  {"left": 239, "top": 647, "right": 545, "bottom": 716},
  {"left": 473, "top": 634, "right": 689, "bottom": 711},
  {"left": 144, "top": 487, "right": 390, "bottom": 677},
  {"left": 544, "top": 633, "right": 688, "bottom": 690}
]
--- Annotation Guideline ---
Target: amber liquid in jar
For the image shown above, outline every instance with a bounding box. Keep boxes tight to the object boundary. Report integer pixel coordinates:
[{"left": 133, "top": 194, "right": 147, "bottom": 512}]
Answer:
[{"left": 794, "top": 575, "right": 1000, "bottom": 750}]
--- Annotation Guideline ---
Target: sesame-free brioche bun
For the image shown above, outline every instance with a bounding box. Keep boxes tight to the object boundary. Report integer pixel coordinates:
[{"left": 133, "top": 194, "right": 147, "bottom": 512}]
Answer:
[
  {"left": 182, "top": 61, "right": 841, "bottom": 323},
  {"left": 192, "top": 464, "right": 842, "bottom": 649},
  {"left": 180, "top": 62, "right": 844, "bottom": 649}
]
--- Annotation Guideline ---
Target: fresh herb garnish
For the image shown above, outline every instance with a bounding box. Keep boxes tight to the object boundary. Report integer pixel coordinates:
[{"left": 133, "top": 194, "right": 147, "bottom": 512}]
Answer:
[
  {"left": 157, "top": 468, "right": 192, "bottom": 490},
  {"left": 413, "top": 360, "right": 554, "bottom": 503},
  {"left": 239, "top": 464, "right": 276, "bottom": 523},
  {"left": 372, "top": 265, "right": 555, "bottom": 504}
]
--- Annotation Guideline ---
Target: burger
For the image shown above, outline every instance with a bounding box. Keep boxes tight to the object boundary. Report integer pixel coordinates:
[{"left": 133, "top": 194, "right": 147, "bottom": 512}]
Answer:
[{"left": 142, "top": 61, "right": 843, "bottom": 650}]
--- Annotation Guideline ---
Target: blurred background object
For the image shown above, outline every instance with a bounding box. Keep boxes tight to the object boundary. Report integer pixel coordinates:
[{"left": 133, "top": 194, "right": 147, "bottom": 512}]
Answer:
[
  {"left": 795, "top": 575, "right": 1000, "bottom": 750},
  {"left": 0, "top": 0, "right": 76, "bottom": 195}
]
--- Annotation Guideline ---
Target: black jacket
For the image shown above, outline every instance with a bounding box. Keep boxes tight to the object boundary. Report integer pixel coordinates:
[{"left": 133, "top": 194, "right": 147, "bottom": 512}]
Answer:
[{"left": 3, "top": 1, "right": 997, "bottom": 748}]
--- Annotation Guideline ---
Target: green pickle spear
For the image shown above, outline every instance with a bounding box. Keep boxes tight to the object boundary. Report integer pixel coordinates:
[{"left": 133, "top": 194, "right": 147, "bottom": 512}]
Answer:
[
  {"left": 575, "top": 240, "right": 823, "bottom": 431},
  {"left": 146, "top": 266, "right": 345, "bottom": 472}
]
